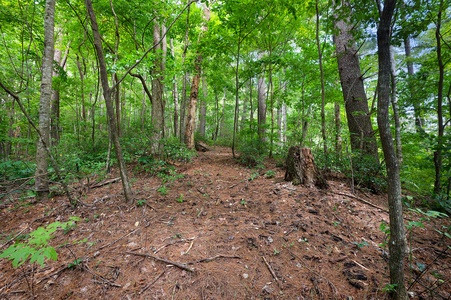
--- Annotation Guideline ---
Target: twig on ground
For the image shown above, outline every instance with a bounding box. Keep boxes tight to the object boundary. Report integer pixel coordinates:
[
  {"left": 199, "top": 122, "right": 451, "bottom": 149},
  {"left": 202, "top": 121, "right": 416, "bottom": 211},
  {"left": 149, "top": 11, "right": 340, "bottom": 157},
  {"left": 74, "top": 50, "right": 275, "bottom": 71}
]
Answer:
[
  {"left": 140, "top": 270, "right": 165, "bottom": 294},
  {"left": 125, "top": 251, "right": 195, "bottom": 272},
  {"left": 98, "top": 228, "right": 140, "bottom": 250},
  {"left": 188, "top": 254, "right": 241, "bottom": 264},
  {"left": 90, "top": 177, "right": 121, "bottom": 189},
  {"left": 333, "top": 191, "right": 388, "bottom": 213},
  {"left": 83, "top": 264, "right": 121, "bottom": 288},
  {"left": 262, "top": 256, "right": 283, "bottom": 290},
  {"left": 352, "top": 260, "right": 370, "bottom": 271},
  {"left": 154, "top": 237, "right": 195, "bottom": 254},
  {"left": 182, "top": 240, "right": 194, "bottom": 255}
]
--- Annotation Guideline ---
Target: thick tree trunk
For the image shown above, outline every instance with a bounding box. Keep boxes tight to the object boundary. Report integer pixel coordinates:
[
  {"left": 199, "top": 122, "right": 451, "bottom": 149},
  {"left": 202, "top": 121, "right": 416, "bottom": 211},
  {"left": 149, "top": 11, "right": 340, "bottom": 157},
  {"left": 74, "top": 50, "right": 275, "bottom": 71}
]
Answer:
[
  {"left": 85, "top": 0, "right": 133, "bottom": 202},
  {"left": 35, "top": 0, "right": 55, "bottom": 200},
  {"left": 185, "top": 56, "right": 201, "bottom": 149},
  {"left": 377, "top": 1, "right": 407, "bottom": 299},
  {"left": 284, "top": 146, "right": 328, "bottom": 189},
  {"left": 333, "top": 1, "right": 379, "bottom": 162}
]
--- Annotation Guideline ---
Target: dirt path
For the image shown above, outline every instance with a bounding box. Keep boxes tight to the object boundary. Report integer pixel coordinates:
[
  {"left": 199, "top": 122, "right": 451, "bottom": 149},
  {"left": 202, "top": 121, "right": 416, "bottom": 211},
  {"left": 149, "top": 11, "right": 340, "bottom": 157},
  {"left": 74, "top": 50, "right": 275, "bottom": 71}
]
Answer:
[{"left": 0, "top": 146, "right": 449, "bottom": 299}]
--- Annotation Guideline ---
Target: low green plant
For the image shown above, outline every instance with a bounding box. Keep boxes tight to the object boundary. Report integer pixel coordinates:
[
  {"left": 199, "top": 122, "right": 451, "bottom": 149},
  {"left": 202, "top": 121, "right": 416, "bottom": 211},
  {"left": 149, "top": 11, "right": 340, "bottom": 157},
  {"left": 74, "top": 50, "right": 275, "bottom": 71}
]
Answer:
[
  {"left": 382, "top": 283, "right": 398, "bottom": 293},
  {"left": 67, "top": 258, "right": 83, "bottom": 269},
  {"left": 176, "top": 194, "right": 184, "bottom": 203},
  {"left": 0, "top": 217, "right": 80, "bottom": 268},
  {"left": 136, "top": 199, "right": 147, "bottom": 207},
  {"left": 264, "top": 170, "right": 276, "bottom": 179},
  {"left": 353, "top": 240, "right": 369, "bottom": 249},
  {"left": 157, "top": 185, "right": 168, "bottom": 196},
  {"left": 248, "top": 171, "right": 259, "bottom": 181},
  {"left": 240, "top": 199, "right": 247, "bottom": 205},
  {"left": 273, "top": 248, "right": 280, "bottom": 255}
]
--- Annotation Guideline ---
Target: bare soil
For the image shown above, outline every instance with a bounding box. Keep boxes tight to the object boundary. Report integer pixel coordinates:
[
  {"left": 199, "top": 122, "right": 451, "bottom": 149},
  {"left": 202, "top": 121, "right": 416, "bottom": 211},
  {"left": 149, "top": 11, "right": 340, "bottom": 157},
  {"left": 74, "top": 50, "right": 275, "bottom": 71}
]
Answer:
[{"left": 0, "top": 146, "right": 450, "bottom": 299}]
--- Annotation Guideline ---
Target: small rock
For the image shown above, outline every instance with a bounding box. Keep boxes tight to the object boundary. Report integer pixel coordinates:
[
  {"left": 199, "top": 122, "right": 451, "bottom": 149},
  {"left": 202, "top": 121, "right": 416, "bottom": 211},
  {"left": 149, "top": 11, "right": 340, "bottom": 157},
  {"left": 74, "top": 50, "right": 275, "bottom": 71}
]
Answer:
[{"left": 242, "top": 273, "right": 249, "bottom": 279}]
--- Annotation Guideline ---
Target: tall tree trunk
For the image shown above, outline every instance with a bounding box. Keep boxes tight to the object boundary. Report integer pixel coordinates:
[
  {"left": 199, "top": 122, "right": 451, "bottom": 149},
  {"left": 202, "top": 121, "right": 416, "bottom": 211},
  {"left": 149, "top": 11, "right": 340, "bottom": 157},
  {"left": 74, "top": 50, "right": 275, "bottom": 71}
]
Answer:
[
  {"left": 35, "top": 0, "right": 55, "bottom": 200},
  {"left": 185, "top": 56, "right": 201, "bottom": 148},
  {"left": 377, "top": 1, "right": 407, "bottom": 299},
  {"left": 198, "top": 75, "right": 207, "bottom": 136},
  {"left": 257, "top": 68, "right": 267, "bottom": 144},
  {"left": 316, "top": 0, "right": 327, "bottom": 155},
  {"left": 85, "top": 0, "right": 133, "bottom": 202},
  {"left": 390, "top": 45, "right": 402, "bottom": 165},
  {"left": 180, "top": 3, "right": 191, "bottom": 141},
  {"left": 434, "top": 0, "right": 445, "bottom": 194},
  {"left": 333, "top": 1, "right": 379, "bottom": 162},
  {"left": 171, "top": 39, "right": 179, "bottom": 137},
  {"left": 50, "top": 40, "right": 69, "bottom": 146},
  {"left": 151, "top": 23, "right": 165, "bottom": 154}
]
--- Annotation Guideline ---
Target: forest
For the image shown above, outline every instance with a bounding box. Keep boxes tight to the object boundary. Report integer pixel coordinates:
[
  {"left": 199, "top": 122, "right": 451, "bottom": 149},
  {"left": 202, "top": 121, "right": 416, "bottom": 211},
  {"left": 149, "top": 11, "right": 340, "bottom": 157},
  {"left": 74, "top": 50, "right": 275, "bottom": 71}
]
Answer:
[{"left": 0, "top": 0, "right": 450, "bottom": 299}]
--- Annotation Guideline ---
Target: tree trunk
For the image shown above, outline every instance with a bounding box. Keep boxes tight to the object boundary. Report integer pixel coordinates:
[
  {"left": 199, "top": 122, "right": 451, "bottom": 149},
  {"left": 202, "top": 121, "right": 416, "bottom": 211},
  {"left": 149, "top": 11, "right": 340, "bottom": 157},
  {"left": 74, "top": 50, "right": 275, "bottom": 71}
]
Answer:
[
  {"left": 333, "top": 1, "right": 379, "bottom": 162},
  {"left": 377, "top": 1, "right": 407, "bottom": 299},
  {"left": 185, "top": 56, "right": 201, "bottom": 149},
  {"left": 316, "top": 0, "right": 327, "bottom": 155},
  {"left": 171, "top": 39, "right": 179, "bottom": 137},
  {"left": 434, "top": 0, "right": 445, "bottom": 195},
  {"left": 257, "top": 70, "right": 267, "bottom": 144},
  {"left": 198, "top": 75, "right": 207, "bottom": 137},
  {"left": 151, "top": 22, "right": 165, "bottom": 154},
  {"left": 284, "top": 146, "right": 328, "bottom": 189},
  {"left": 35, "top": 0, "right": 55, "bottom": 200},
  {"left": 390, "top": 45, "right": 402, "bottom": 165},
  {"left": 85, "top": 0, "right": 133, "bottom": 202}
]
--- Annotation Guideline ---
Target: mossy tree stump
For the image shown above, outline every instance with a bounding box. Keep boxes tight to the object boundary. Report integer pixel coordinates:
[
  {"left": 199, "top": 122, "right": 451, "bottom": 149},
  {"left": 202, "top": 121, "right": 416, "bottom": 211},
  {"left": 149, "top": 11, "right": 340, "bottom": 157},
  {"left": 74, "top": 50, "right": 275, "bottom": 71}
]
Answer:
[{"left": 284, "top": 146, "right": 328, "bottom": 189}]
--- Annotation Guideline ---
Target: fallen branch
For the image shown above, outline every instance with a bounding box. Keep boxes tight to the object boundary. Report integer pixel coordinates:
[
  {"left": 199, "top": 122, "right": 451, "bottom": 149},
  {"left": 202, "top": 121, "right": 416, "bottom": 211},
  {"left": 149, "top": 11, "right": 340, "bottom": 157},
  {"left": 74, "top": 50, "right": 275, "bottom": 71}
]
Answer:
[
  {"left": 154, "top": 237, "right": 195, "bottom": 254},
  {"left": 188, "top": 254, "right": 241, "bottom": 264},
  {"left": 140, "top": 270, "right": 165, "bottom": 295},
  {"left": 262, "top": 256, "right": 283, "bottom": 290},
  {"left": 125, "top": 251, "right": 194, "bottom": 272},
  {"left": 333, "top": 191, "right": 388, "bottom": 213},
  {"left": 90, "top": 177, "right": 121, "bottom": 189},
  {"left": 98, "top": 228, "right": 140, "bottom": 250}
]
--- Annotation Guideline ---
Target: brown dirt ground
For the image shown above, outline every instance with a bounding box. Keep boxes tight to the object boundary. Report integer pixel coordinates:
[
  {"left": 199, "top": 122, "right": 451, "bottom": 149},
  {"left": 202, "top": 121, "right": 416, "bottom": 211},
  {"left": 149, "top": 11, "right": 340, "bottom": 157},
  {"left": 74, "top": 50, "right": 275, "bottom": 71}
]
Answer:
[{"left": 0, "top": 146, "right": 450, "bottom": 300}]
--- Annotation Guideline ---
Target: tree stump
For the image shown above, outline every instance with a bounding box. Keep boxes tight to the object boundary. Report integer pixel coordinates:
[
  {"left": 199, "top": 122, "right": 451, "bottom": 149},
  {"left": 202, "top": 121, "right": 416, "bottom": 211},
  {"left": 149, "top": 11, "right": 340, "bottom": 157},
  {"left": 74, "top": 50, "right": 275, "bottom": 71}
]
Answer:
[
  {"left": 195, "top": 141, "right": 209, "bottom": 152},
  {"left": 284, "top": 146, "right": 328, "bottom": 189}
]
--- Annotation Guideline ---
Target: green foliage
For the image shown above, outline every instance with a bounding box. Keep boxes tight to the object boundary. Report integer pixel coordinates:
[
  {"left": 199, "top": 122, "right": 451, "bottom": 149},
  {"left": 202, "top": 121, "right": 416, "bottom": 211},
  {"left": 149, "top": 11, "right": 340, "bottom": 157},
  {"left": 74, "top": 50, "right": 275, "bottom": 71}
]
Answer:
[
  {"left": 353, "top": 240, "right": 369, "bottom": 249},
  {"left": 0, "top": 217, "right": 80, "bottom": 268},
  {"left": 67, "top": 258, "right": 83, "bottom": 269},
  {"left": 176, "top": 194, "right": 184, "bottom": 203},
  {"left": 237, "top": 136, "right": 266, "bottom": 168},
  {"left": 136, "top": 199, "right": 147, "bottom": 207},
  {"left": 0, "top": 160, "right": 35, "bottom": 181},
  {"left": 157, "top": 185, "right": 168, "bottom": 196},
  {"left": 161, "top": 137, "right": 196, "bottom": 163},
  {"left": 264, "top": 170, "right": 276, "bottom": 179}
]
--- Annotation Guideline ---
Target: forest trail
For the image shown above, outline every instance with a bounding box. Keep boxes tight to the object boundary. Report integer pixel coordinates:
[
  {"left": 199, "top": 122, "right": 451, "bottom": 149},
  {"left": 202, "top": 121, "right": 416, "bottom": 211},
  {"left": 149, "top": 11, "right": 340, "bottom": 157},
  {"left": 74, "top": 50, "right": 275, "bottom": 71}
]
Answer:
[{"left": 0, "top": 146, "right": 449, "bottom": 299}]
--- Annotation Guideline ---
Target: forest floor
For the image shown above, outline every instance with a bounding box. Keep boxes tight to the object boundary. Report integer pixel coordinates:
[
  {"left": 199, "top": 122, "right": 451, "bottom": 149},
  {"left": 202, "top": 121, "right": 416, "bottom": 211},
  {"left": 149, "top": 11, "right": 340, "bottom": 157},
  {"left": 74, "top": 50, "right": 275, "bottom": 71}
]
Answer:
[{"left": 0, "top": 146, "right": 450, "bottom": 300}]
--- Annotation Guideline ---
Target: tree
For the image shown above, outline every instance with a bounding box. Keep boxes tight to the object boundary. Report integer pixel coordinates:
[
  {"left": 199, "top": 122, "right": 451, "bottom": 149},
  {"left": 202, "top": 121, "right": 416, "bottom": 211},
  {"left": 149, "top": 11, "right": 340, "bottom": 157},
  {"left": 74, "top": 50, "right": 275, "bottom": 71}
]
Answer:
[
  {"left": 85, "top": 0, "right": 133, "bottom": 202},
  {"left": 35, "top": 0, "right": 56, "bottom": 200},
  {"left": 377, "top": 0, "right": 407, "bottom": 298},
  {"left": 333, "top": 1, "right": 379, "bottom": 162}
]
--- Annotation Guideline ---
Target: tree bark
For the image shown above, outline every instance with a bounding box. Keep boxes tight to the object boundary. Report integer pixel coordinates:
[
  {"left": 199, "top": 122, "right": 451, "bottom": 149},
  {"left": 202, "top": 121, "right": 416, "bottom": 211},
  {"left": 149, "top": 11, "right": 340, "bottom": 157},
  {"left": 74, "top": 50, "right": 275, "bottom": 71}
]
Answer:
[
  {"left": 85, "top": 0, "right": 133, "bottom": 202},
  {"left": 257, "top": 69, "right": 267, "bottom": 144},
  {"left": 185, "top": 56, "right": 201, "bottom": 149},
  {"left": 35, "top": 0, "right": 55, "bottom": 200},
  {"left": 333, "top": 1, "right": 379, "bottom": 162},
  {"left": 198, "top": 76, "right": 207, "bottom": 137},
  {"left": 284, "top": 146, "right": 328, "bottom": 189},
  {"left": 316, "top": 0, "right": 327, "bottom": 155},
  {"left": 151, "top": 22, "right": 165, "bottom": 154},
  {"left": 434, "top": 0, "right": 445, "bottom": 194},
  {"left": 377, "top": 1, "right": 407, "bottom": 298}
]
